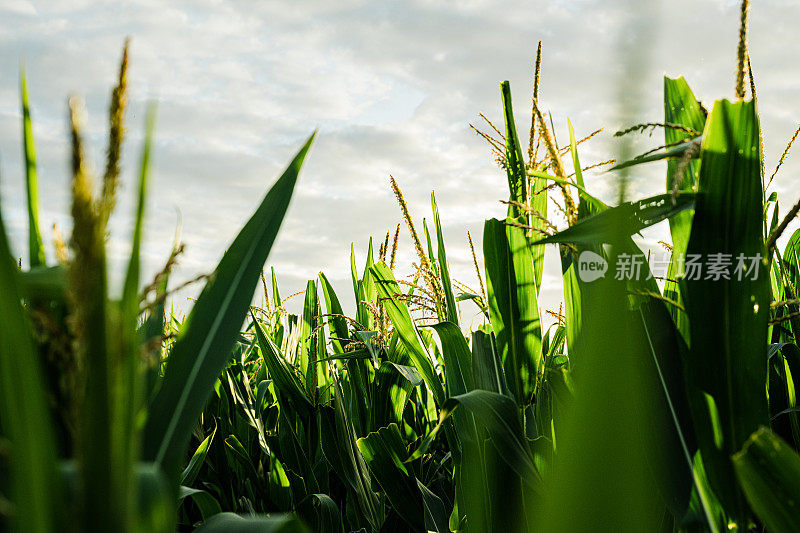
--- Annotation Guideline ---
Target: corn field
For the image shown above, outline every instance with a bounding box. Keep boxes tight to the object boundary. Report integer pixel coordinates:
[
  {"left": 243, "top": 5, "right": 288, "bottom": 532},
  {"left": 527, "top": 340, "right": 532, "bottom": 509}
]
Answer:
[{"left": 2, "top": 1, "right": 800, "bottom": 532}]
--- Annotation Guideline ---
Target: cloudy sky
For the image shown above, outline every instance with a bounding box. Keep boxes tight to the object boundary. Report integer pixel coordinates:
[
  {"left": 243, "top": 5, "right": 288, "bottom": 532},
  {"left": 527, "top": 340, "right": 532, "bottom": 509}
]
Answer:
[{"left": 1, "top": 0, "right": 798, "bottom": 325}]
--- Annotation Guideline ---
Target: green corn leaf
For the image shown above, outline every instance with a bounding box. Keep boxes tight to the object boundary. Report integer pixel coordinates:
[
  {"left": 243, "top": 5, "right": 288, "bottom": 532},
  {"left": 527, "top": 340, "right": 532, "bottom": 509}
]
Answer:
[
  {"left": 349, "top": 244, "right": 362, "bottom": 326},
  {"left": 180, "top": 423, "right": 216, "bottom": 486},
  {"left": 500, "top": 81, "right": 552, "bottom": 300},
  {"left": 610, "top": 136, "right": 701, "bottom": 171},
  {"left": 417, "top": 479, "right": 450, "bottom": 533},
  {"left": 405, "top": 401, "right": 460, "bottom": 463},
  {"left": 321, "top": 380, "right": 383, "bottom": 531},
  {"left": 445, "top": 390, "right": 539, "bottom": 484},
  {"left": 499, "top": 81, "right": 528, "bottom": 223},
  {"left": 471, "top": 328, "right": 510, "bottom": 396},
  {"left": 117, "top": 103, "right": 157, "bottom": 510},
  {"left": 568, "top": 119, "right": 603, "bottom": 220},
  {"left": 780, "top": 229, "right": 800, "bottom": 341},
  {"left": 252, "top": 314, "right": 313, "bottom": 416},
  {"left": 431, "top": 322, "right": 473, "bottom": 397},
  {"left": 361, "top": 238, "right": 377, "bottom": 328},
  {"left": 637, "top": 301, "right": 705, "bottom": 521},
  {"left": 194, "top": 513, "right": 309, "bottom": 533},
  {"left": 663, "top": 77, "right": 706, "bottom": 342},
  {"left": 0, "top": 184, "right": 58, "bottom": 532},
  {"left": 767, "top": 343, "right": 800, "bottom": 449},
  {"left": 275, "top": 409, "right": 319, "bottom": 495},
  {"left": 431, "top": 192, "right": 459, "bottom": 324},
  {"left": 354, "top": 330, "right": 379, "bottom": 366},
  {"left": 733, "top": 428, "right": 800, "bottom": 533},
  {"left": 528, "top": 170, "right": 608, "bottom": 214},
  {"left": 224, "top": 434, "right": 260, "bottom": 481},
  {"left": 20, "top": 68, "right": 46, "bottom": 267},
  {"left": 299, "top": 279, "right": 318, "bottom": 397},
  {"left": 535, "top": 265, "right": 673, "bottom": 531},
  {"left": 178, "top": 486, "right": 222, "bottom": 522},
  {"left": 271, "top": 266, "right": 282, "bottom": 309},
  {"left": 533, "top": 192, "right": 696, "bottom": 246},
  {"left": 664, "top": 76, "right": 705, "bottom": 257},
  {"left": 17, "top": 265, "right": 67, "bottom": 301},
  {"left": 682, "top": 99, "right": 769, "bottom": 523},
  {"left": 343, "top": 354, "right": 374, "bottom": 436},
  {"left": 143, "top": 133, "right": 314, "bottom": 479},
  {"left": 319, "top": 272, "right": 349, "bottom": 354},
  {"left": 783, "top": 229, "right": 800, "bottom": 285},
  {"left": 296, "top": 494, "right": 343, "bottom": 533},
  {"left": 483, "top": 218, "right": 542, "bottom": 404},
  {"left": 386, "top": 362, "right": 423, "bottom": 386},
  {"left": 430, "top": 322, "right": 487, "bottom": 529},
  {"left": 422, "top": 219, "right": 437, "bottom": 270},
  {"left": 370, "top": 261, "right": 445, "bottom": 406},
  {"left": 356, "top": 423, "right": 424, "bottom": 530},
  {"left": 374, "top": 362, "right": 421, "bottom": 426},
  {"left": 559, "top": 121, "right": 606, "bottom": 362},
  {"left": 269, "top": 454, "right": 293, "bottom": 511},
  {"left": 270, "top": 267, "right": 286, "bottom": 347}
]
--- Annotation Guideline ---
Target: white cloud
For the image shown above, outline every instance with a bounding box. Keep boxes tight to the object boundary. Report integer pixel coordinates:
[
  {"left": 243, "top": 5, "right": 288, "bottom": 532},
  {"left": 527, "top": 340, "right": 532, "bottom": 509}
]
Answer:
[{"left": 0, "top": 0, "right": 798, "bottom": 325}]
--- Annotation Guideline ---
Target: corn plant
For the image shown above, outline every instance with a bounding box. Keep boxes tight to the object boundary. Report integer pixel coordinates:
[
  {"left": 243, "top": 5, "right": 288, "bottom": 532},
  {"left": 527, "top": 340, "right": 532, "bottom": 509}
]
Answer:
[
  {"left": 179, "top": 2, "right": 800, "bottom": 532},
  {"left": 0, "top": 43, "right": 314, "bottom": 532},
  {"left": 5, "top": 1, "right": 800, "bottom": 532}
]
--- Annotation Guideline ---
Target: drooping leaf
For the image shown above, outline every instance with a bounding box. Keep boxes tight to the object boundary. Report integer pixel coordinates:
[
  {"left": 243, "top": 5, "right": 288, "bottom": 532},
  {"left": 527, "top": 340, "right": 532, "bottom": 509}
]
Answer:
[
  {"left": 533, "top": 192, "right": 696, "bottom": 246},
  {"left": 610, "top": 136, "right": 701, "bottom": 171},
  {"left": 528, "top": 170, "right": 608, "bottom": 215},
  {"left": 178, "top": 486, "right": 222, "bottom": 522},
  {"left": 374, "top": 362, "right": 420, "bottom": 427}
]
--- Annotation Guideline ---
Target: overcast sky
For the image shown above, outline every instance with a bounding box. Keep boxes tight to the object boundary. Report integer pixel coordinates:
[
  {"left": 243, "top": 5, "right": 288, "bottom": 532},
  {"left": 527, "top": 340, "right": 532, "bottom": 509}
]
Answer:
[{"left": 1, "top": 0, "right": 798, "bottom": 325}]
